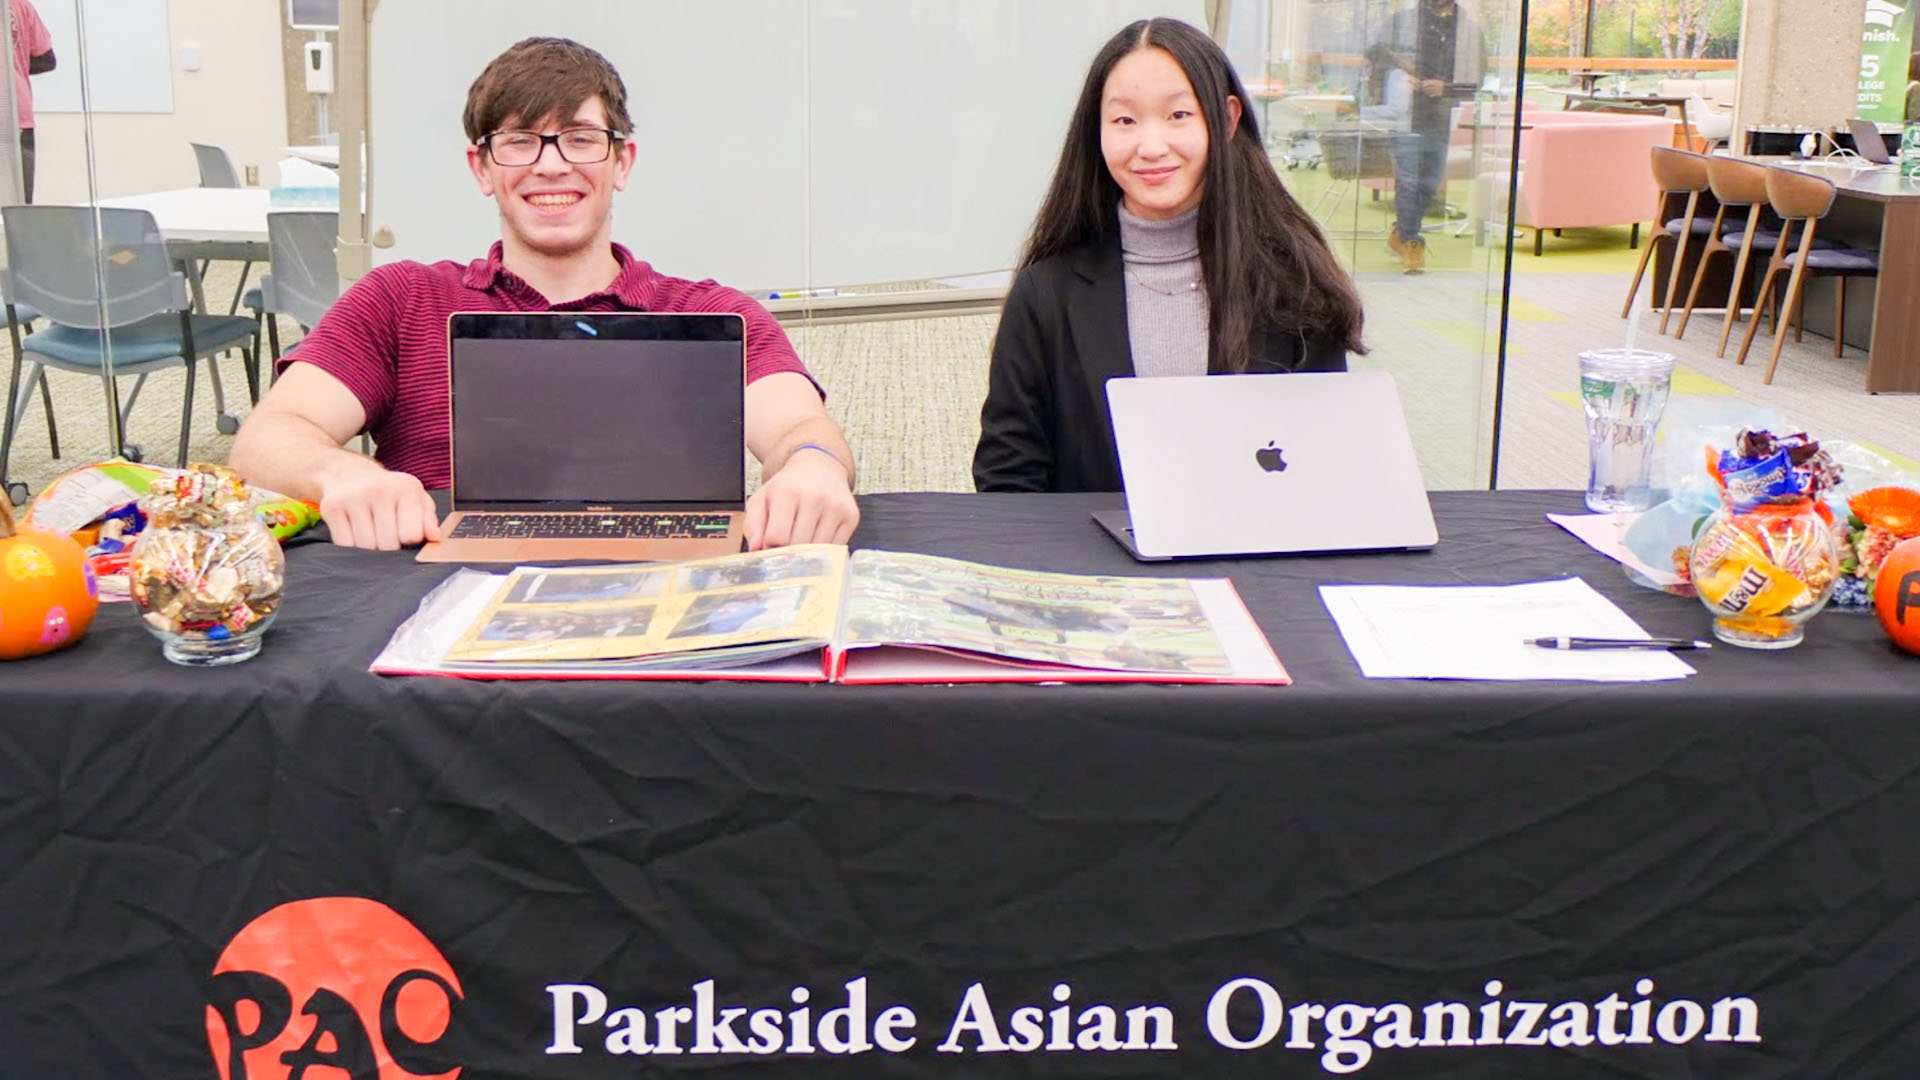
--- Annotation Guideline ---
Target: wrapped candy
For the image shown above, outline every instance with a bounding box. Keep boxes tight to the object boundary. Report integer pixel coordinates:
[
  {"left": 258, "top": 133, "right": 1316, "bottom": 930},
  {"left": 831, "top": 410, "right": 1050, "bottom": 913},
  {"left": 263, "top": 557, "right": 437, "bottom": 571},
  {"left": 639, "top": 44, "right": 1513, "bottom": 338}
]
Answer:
[
  {"left": 127, "top": 465, "right": 286, "bottom": 666},
  {"left": 1688, "top": 438, "right": 1843, "bottom": 649},
  {"left": 23, "top": 460, "right": 316, "bottom": 603},
  {"left": 1710, "top": 429, "right": 1843, "bottom": 513}
]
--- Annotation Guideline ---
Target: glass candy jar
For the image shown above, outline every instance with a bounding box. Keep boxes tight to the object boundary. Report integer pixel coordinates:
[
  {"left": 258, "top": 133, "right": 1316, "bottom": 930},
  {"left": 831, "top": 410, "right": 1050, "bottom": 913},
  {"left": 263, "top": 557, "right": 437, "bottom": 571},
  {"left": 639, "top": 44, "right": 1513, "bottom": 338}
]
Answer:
[
  {"left": 1688, "top": 498, "right": 1839, "bottom": 649},
  {"left": 128, "top": 466, "right": 285, "bottom": 666}
]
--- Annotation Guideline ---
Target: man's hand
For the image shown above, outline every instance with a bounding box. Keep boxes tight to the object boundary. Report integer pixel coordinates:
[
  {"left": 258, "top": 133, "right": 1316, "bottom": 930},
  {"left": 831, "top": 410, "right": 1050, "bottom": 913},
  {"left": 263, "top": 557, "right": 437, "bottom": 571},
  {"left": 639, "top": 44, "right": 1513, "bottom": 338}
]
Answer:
[
  {"left": 230, "top": 362, "right": 439, "bottom": 552},
  {"left": 744, "top": 447, "right": 857, "bottom": 549},
  {"left": 1419, "top": 78, "right": 1447, "bottom": 98},
  {"left": 315, "top": 457, "right": 442, "bottom": 550}
]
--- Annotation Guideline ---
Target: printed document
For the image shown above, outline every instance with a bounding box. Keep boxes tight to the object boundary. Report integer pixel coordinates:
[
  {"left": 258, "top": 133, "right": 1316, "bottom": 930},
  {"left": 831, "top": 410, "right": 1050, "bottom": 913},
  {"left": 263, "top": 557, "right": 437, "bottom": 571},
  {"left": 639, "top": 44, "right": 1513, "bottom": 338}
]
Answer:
[{"left": 1319, "top": 577, "right": 1696, "bottom": 681}]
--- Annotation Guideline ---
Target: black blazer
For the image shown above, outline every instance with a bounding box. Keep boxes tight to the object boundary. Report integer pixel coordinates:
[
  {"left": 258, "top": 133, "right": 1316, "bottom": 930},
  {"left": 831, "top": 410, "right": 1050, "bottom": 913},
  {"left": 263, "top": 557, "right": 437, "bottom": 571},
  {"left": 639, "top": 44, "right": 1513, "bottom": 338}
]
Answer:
[{"left": 971, "top": 239, "right": 1348, "bottom": 493}]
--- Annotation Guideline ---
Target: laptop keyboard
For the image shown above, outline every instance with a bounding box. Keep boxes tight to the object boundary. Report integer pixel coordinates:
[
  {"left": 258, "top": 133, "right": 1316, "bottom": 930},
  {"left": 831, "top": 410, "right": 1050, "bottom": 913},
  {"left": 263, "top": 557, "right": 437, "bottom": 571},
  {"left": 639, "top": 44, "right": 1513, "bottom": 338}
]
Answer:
[{"left": 449, "top": 513, "right": 734, "bottom": 540}]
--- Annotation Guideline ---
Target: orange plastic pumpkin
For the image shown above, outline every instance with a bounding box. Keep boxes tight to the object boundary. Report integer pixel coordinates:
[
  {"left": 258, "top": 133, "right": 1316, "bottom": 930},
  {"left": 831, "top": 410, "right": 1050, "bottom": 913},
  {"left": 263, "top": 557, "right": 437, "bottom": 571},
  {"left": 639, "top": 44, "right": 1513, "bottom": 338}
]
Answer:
[
  {"left": 1875, "top": 536, "right": 1920, "bottom": 657},
  {"left": 0, "top": 489, "right": 99, "bottom": 659}
]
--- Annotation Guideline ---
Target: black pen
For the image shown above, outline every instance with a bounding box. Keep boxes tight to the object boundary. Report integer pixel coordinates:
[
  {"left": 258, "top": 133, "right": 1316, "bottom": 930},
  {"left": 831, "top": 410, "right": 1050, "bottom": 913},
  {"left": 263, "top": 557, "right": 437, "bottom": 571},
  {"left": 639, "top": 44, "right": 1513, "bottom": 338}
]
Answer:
[{"left": 1526, "top": 636, "right": 1712, "bottom": 651}]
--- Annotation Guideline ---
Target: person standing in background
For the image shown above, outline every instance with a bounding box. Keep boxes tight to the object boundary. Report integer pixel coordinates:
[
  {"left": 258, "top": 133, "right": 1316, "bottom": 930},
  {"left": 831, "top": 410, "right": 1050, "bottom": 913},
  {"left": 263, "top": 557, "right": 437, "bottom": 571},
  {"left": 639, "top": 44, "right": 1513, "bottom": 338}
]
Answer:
[
  {"left": 9, "top": 0, "right": 54, "bottom": 202},
  {"left": 1375, "top": 0, "right": 1484, "bottom": 274}
]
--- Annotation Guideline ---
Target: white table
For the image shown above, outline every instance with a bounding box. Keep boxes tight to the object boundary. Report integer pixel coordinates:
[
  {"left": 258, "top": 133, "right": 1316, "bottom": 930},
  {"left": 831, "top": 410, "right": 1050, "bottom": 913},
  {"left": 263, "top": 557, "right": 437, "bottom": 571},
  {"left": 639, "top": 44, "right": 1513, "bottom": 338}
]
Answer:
[
  {"left": 92, "top": 187, "right": 278, "bottom": 320},
  {"left": 282, "top": 144, "right": 341, "bottom": 168},
  {"left": 95, "top": 187, "right": 272, "bottom": 246}
]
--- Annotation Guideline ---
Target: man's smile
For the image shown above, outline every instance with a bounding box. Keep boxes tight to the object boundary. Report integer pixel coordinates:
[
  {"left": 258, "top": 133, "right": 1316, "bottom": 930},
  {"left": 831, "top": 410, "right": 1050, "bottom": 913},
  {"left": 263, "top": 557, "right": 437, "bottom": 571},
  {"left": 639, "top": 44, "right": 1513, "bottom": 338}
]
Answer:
[{"left": 525, "top": 191, "right": 584, "bottom": 211}]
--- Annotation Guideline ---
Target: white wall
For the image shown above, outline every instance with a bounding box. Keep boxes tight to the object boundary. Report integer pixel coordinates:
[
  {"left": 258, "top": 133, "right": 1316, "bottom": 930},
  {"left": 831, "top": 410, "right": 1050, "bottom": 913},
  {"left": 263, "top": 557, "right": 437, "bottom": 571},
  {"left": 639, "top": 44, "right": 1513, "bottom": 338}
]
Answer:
[
  {"left": 368, "top": 0, "right": 1207, "bottom": 290},
  {"left": 33, "top": 0, "right": 289, "bottom": 203}
]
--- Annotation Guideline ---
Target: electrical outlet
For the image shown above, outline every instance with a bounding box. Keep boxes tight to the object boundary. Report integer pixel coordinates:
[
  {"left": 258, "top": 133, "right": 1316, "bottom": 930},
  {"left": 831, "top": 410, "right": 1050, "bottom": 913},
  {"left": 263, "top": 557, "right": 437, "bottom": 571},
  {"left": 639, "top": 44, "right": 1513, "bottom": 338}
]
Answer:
[{"left": 245, "top": 164, "right": 259, "bottom": 186}]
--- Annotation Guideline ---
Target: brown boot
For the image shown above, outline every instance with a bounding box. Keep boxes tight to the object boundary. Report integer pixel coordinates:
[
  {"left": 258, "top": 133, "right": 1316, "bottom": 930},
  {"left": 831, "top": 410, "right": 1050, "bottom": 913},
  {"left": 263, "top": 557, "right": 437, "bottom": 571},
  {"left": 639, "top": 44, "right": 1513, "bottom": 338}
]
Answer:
[
  {"left": 1402, "top": 235, "right": 1426, "bottom": 274},
  {"left": 1389, "top": 229, "right": 1426, "bottom": 274}
]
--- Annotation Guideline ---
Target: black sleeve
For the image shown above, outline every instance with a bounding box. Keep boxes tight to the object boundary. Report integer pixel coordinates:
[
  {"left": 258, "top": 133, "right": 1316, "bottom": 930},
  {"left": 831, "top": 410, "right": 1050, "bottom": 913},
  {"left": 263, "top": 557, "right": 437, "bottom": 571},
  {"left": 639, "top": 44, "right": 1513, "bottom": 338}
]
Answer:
[
  {"left": 971, "top": 267, "right": 1057, "bottom": 493},
  {"left": 1299, "top": 334, "right": 1348, "bottom": 373},
  {"left": 28, "top": 49, "right": 55, "bottom": 76}
]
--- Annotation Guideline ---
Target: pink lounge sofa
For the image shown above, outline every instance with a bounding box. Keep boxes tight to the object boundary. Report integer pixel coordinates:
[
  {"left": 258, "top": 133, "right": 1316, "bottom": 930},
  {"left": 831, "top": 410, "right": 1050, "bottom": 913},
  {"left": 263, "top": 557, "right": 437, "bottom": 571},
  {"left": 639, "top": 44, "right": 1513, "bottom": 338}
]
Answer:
[{"left": 1506, "top": 109, "right": 1674, "bottom": 255}]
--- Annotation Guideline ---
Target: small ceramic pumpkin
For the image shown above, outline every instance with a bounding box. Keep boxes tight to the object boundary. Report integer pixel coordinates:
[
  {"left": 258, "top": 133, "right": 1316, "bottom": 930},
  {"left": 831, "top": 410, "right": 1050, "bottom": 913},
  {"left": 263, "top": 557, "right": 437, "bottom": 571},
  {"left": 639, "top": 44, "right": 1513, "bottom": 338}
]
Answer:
[
  {"left": 1875, "top": 536, "right": 1920, "bottom": 657},
  {"left": 0, "top": 488, "right": 99, "bottom": 660}
]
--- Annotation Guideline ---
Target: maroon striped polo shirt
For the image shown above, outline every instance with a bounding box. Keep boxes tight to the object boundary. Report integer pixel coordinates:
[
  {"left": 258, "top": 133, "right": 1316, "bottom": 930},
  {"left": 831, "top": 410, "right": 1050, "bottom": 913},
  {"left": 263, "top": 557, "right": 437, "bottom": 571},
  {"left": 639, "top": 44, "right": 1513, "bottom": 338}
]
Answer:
[{"left": 281, "top": 243, "right": 815, "bottom": 490}]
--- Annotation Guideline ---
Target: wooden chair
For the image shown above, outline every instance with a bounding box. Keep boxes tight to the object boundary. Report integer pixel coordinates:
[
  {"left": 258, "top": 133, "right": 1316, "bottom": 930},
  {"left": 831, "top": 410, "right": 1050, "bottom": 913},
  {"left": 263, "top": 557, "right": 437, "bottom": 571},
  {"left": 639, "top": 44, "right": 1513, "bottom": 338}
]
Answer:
[
  {"left": 1669, "top": 155, "right": 1767, "bottom": 344},
  {"left": 1733, "top": 166, "right": 1882, "bottom": 384},
  {"left": 1691, "top": 160, "right": 1841, "bottom": 357},
  {"left": 1620, "top": 148, "right": 1713, "bottom": 325}
]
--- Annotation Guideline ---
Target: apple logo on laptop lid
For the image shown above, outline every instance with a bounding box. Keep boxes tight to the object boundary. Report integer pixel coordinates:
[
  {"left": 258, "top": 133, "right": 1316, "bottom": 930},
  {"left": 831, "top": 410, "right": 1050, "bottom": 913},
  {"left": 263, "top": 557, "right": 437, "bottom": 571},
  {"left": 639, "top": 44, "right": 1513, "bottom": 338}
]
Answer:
[{"left": 1255, "top": 441, "right": 1288, "bottom": 473}]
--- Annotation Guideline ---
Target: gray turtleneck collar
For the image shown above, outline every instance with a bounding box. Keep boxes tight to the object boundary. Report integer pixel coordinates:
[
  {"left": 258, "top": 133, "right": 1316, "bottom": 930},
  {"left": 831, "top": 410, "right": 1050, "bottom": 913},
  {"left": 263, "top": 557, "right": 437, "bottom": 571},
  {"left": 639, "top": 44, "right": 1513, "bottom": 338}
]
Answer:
[{"left": 1117, "top": 204, "right": 1208, "bottom": 378}]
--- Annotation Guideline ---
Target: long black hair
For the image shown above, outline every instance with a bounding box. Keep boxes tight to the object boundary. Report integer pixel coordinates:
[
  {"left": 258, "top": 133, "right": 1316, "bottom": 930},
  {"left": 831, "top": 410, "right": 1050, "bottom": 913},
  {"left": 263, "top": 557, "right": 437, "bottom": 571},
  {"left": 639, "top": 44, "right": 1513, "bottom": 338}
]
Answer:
[{"left": 1021, "top": 19, "right": 1366, "bottom": 369}]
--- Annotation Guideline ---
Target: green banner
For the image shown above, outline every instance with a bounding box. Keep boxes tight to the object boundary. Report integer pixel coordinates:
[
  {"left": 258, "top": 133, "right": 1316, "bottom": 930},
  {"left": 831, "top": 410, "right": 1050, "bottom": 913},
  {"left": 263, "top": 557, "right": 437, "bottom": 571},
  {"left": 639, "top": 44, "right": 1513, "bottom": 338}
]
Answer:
[{"left": 1857, "top": 0, "right": 1916, "bottom": 122}]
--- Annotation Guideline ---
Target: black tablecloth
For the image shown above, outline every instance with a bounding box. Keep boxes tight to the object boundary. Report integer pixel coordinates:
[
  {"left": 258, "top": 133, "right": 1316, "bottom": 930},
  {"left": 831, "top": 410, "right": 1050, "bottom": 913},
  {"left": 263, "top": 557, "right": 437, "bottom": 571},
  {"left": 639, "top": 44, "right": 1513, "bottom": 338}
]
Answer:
[{"left": 3, "top": 491, "right": 1917, "bottom": 1079}]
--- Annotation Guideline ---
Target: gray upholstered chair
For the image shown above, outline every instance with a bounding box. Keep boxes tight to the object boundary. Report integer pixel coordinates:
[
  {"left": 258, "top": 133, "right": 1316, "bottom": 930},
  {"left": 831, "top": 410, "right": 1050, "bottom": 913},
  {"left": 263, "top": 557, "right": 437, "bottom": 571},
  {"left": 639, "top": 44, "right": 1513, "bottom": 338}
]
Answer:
[
  {"left": 245, "top": 211, "right": 341, "bottom": 378},
  {"left": 0, "top": 206, "right": 260, "bottom": 472}
]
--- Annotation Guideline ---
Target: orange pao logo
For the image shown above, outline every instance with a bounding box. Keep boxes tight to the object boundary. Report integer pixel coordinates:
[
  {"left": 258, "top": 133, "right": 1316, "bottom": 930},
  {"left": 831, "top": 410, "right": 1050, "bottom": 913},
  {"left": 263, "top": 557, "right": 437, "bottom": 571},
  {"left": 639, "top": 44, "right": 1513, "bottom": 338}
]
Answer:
[{"left": 206, "top": 898, "right": 463, "bottom": 1080}]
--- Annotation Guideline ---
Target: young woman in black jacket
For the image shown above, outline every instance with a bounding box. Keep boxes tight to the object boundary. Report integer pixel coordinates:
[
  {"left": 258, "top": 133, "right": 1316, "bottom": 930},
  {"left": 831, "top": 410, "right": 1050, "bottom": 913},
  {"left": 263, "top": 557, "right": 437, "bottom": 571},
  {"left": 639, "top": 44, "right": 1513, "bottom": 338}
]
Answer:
[{"left": 972, "top": 18, "right": 1366, "bottom": 493}]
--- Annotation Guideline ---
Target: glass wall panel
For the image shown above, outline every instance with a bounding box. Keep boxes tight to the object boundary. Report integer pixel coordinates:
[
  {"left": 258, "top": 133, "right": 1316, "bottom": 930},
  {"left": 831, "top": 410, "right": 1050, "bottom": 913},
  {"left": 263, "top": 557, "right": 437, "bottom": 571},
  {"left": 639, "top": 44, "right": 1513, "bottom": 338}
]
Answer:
[
  {"left": 3, "top": 0, "right": 287, "bottom": 497},
  {"left": 1251, "top": 0, "right": 1525, "bottom": 489},
  {"left": 19, "top": 0, "right": 1918, "bottom": 563},
  {"left": 5, "top": 1, "right": 1528, "bottom": 506},
  {"left": 792, "top": 1, "right": 1213, "bottom": 494},
  {"left": 790, "top": 0, "right": 1525, "bottom": 494},
  {"left": 1522, "top": 0, "right": 1739, "bottom": 137}
]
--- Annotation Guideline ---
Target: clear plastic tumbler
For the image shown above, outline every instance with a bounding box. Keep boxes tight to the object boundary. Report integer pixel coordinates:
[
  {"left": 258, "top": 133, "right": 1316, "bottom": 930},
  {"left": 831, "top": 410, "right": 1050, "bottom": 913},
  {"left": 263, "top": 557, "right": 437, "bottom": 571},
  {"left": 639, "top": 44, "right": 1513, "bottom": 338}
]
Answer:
[{"left": 1579, "top": 348, "right": 1674, "bottom": 513}]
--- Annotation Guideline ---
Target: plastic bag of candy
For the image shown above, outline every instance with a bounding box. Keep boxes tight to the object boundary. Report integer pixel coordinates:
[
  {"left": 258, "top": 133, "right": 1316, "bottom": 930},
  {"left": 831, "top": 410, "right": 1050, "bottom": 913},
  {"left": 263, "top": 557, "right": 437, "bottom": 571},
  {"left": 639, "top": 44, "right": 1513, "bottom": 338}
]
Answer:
[
  {"left": 1715, "top": 436, "right": 1920, "bottom": 611},
  {"left": 22, "top": 460, "right": 319, "bottom": 602},
  {"left": 1623, "top": 404, "right": 1791, "bottom": 596},
  {"left": 1710, "top": 429, "right": 1845, "bottom": 513}
]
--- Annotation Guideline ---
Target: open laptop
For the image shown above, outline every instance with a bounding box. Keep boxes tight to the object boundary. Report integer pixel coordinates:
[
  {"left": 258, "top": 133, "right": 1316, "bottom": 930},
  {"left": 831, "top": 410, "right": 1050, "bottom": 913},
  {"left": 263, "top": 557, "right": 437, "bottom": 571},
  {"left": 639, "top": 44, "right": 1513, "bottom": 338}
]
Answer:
[
  {"left": 1094, "top": 372, "right": 1438, "bottom": 560},
  {"left": 415, "top": 312, "right": 748, "bottom": 563},
  {"left": 1844, "top": 117, "right": 1896, "bottom": 164}
]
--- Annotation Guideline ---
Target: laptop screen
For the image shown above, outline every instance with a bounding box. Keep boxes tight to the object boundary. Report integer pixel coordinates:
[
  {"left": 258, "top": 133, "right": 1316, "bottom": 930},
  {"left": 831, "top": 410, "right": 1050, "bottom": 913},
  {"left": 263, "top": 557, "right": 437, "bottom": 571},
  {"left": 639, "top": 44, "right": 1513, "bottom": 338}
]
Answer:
[
  {"left": 1846, "top": 118, "right": 1893, "bottom": 163},
  {"left": 449, "top": 312, "right": 745, "bottom": 507}
]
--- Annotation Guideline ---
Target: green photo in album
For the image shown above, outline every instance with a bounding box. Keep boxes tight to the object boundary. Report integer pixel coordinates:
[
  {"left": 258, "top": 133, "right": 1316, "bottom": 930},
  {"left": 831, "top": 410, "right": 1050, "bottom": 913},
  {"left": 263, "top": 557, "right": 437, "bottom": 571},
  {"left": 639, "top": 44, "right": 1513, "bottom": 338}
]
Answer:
[
  {"left": 842, "top": 550, "right": 1232, "bottom": 674},
  {"left": 376, "top": 546, "right": 1288, "bottom": 685}
]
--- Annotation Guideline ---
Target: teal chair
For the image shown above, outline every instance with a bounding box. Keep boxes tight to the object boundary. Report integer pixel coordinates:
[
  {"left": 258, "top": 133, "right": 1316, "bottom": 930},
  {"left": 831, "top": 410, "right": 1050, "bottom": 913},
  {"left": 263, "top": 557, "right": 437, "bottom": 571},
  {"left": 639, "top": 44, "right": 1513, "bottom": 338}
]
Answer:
[
  {"left": 245, "top": 210, "right": 341, "bottom": 378},
  {"left": 0, "top": 205, "right": 260, "bottom": 476}
]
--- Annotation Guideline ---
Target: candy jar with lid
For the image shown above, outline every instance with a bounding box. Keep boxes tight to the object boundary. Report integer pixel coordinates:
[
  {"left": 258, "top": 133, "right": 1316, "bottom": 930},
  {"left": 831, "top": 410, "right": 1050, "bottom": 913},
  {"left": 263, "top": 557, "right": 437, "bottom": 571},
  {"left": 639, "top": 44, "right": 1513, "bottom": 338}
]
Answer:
[{"left": 128, "top": 465, "right": 285, "bottom": 666}]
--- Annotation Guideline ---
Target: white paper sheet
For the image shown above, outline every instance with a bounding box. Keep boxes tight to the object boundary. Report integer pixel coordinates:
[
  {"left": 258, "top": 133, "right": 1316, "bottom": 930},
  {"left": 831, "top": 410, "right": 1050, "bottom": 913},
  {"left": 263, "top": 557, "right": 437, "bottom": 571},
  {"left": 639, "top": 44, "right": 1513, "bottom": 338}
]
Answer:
[
  {"left": 1319, "top": 578, "right": 1696, "bottom": 681},
  {"left": 1545, "top": 511, "right": 1686, "bottom": 587}
]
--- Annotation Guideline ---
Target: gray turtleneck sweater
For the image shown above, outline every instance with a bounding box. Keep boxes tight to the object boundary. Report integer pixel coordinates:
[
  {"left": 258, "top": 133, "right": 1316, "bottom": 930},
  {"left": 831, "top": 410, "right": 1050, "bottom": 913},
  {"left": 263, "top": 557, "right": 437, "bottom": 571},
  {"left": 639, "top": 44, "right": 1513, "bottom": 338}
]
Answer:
[{"left": 1118, "top": 204, "right": 1209, "bottom": 378}]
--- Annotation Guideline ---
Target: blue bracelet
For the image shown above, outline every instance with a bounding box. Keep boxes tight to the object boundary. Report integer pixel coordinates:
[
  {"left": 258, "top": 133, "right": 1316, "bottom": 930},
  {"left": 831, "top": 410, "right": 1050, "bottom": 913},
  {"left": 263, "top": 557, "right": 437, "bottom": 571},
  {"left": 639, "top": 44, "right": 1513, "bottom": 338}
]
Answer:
[{"left": 789, "top": 442, "right": 848, "bottom": 474}]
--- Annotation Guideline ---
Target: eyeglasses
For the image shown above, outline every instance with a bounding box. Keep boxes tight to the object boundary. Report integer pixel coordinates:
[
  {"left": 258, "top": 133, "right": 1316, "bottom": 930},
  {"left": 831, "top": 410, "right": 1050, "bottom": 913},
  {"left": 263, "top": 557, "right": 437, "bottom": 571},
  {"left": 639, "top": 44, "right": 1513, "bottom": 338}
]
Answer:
[{"left": 479, "top": 127, "right": 622, "bottom": 166}]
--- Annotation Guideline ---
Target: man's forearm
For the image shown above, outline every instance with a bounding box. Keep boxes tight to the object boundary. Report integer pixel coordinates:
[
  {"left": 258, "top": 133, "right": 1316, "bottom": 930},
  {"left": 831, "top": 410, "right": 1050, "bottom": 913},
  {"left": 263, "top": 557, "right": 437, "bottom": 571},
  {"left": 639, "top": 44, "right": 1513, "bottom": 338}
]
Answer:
[
  {"left": 229, "top": 412, "right": 378, "bottom": 503},
  {"left": 763, "top": 418, "right": 856, "bottom": 487}
]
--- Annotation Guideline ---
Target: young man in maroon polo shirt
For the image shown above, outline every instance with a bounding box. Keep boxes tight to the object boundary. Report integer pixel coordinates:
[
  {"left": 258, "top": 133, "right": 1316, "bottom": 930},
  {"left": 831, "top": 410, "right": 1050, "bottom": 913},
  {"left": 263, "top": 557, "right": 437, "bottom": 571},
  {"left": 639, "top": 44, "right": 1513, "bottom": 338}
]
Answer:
[{"left": 231, "top": 37, "right": 858, "bottom": 551}]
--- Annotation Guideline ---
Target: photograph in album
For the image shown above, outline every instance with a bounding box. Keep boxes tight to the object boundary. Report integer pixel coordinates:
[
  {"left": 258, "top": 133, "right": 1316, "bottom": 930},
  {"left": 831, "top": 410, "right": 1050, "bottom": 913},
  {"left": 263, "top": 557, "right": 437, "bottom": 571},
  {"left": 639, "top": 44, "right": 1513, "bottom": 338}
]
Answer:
[{"left": 373, "top": 545, "right": 1288, "bottom": 685}]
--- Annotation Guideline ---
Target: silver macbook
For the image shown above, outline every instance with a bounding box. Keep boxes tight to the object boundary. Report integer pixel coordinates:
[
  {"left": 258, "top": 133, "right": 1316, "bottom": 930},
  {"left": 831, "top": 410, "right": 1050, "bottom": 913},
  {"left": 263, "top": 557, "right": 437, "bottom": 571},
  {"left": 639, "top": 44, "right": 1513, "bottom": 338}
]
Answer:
[
  {"left": 1095, "top": 372, "right": 1438, "bottom": 560},
  {"left": 1845, "top": 117, "right": 1896, "bottom": 164},
  {"left": 416, "top": 311, "right": 747, "bottom": 564}
]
